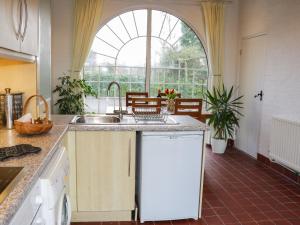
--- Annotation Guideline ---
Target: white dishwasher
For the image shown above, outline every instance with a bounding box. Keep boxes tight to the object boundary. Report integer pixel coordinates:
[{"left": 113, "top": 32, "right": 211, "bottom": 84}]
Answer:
[{"left": 137, "top": 131, "right": 203, "bottom": 223}]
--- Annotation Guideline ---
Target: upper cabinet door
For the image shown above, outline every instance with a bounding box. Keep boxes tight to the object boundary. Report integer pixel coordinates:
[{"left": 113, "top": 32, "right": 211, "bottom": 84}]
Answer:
[
  {"left": 0, "top": 0, "right": 21, "bottom": 52},
  {"left": 19, "top": 0, "right": 39, "bottom": 56}
]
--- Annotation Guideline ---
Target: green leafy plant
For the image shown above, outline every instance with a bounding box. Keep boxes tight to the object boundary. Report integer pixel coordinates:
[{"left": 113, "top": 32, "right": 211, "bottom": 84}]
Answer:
[
  {"left": 53, "top": 75, "right": 97, "bottom": 114},
  {"left": 205, "top": 85, "right": 243, "bottom": 140}
]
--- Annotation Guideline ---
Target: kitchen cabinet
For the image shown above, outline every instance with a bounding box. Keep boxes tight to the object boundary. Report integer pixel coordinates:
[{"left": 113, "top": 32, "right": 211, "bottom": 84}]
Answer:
[
  {"left": 0, "top": 0, "right": 20, "bottom": 52},
  {"left": 20, "top": 0, "right": 39, "bottom": 56},
  {"left": 68, "top": 131, "right": 136, "bottom": 222},
  {"left": 0, "top": 0, "right": 39, "bottom": 56}
]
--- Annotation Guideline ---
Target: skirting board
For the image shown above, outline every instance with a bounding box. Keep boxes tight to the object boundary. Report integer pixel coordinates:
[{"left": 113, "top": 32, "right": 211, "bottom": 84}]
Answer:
[
  {"left": 257, "top": 153, "right": 300, "bottom": 185},
  {"left": 71, "top": 210, "right": 132, "bottom": 222}
]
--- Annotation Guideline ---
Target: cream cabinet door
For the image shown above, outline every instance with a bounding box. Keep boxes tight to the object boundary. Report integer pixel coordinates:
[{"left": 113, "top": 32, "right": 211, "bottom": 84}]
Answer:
[
  {"left": 19, "top": 0, "right": 39, "bottom": 55},
  {"left": 0, "top": 0, "right": 20, "bottom": 52},
  {"left": 76, "top": 131, "right": 136, "bottom": 212}
]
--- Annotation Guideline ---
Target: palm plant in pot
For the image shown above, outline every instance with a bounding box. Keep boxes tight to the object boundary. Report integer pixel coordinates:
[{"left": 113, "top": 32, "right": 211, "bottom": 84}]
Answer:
[{"left": 205, "top": 85, "right": 243, "bottom": 154}]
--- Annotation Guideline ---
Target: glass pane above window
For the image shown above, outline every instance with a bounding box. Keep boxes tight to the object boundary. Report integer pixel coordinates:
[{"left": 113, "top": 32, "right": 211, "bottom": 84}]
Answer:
[
  {"left": 120, "top": 11, "right": 139, "bottom": 39},
  {"left": 133, "top": 10, "right": 147, "bottom": 37}
]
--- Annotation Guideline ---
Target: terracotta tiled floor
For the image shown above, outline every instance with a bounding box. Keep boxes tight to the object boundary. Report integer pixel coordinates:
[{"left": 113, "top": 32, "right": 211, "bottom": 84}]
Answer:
[{"left": 72, "top": 147, "right": 300, "bottom": 225}]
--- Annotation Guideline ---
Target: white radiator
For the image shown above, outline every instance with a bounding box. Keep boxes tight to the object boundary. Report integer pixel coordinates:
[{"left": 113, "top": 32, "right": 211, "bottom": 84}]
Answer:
[{"left": 270, "top": 116, "right": 300, "bottom": 172}]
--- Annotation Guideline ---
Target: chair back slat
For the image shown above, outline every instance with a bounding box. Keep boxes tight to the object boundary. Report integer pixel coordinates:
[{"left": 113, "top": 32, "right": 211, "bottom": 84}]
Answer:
[
  {"left": 174, "top": 98, "right": 202, "bottom": 120},
  {"left": 132, "top": 97, "right": 161, "bottom": 114},
  {"left": 126, "top": 92, "right": 148, "bottom": 107}
]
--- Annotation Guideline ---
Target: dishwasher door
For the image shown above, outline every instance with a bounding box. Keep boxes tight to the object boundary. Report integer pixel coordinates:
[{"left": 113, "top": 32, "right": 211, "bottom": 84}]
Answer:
[{"left": 137, "top": 131, "right": 203, "bottom": 222}]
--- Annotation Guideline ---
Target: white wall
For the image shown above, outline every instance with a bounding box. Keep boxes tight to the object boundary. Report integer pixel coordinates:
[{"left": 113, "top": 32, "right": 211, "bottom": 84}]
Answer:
[
  {"left": 51, "top": 0, "right": 74, "bottom": 112},
  {"left": 51, "top": 0, "right": 239, "bottom": 112},
  {"left": 239, "top": 0, "right": 300, "bottom": 157},
  {"left": 224, "top": 0, "right": 239, "bottom": 88}
]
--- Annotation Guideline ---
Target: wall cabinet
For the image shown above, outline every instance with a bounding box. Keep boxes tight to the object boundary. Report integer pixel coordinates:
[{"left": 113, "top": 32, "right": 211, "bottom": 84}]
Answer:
[
  {"left": 20, "top": 0, "right": 39, "bottom": 55},
  {"left": 0, "top": 0, "right": 39, "bottom": 56},
  {"left": 68, "top": 131, "right": 136, "bottom": 222},
  {"left": 0, "top": 0, "right": 20, "bottom": 52}
]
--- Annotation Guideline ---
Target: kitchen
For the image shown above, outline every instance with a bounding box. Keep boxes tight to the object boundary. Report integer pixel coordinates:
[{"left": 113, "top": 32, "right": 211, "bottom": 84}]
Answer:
[
  {"left": 0, "top": 1, "right": 208, "bottom": 224},
  {"left": 2, "top": 0, "right": 300, "bottom": 225}
]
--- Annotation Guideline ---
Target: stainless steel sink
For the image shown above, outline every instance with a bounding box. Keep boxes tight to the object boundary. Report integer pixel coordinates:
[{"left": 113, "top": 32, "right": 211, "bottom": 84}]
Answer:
[{"left": 70, "top": 115, "right": 121, "bottom": 124}]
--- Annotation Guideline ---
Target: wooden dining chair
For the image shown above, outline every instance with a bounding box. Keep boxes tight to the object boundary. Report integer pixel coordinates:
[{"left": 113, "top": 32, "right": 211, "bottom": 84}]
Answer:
[
  {"left": 174, "top": 98, "right": 202, "bottom": 121},
  {"left": 126, "top": 92, "right": 148, "bottom": 107},
  {"left": 131, "top": 97, "right": 162, "bottom": 114}
]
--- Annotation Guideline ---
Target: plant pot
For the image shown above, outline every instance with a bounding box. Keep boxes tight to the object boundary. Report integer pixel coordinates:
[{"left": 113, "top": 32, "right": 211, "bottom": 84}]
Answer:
[{"left": 211, "top": 138, "right": 227, "bottom": 154}]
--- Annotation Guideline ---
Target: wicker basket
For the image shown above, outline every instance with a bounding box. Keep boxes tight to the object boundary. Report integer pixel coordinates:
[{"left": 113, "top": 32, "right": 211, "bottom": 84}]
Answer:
[{"left": 14, "top": 95, "right": 53, "bottom": 135}]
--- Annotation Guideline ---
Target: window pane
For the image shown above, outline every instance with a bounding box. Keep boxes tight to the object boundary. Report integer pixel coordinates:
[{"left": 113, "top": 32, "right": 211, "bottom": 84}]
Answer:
[
  {"left": 91, "top": 37, "right": 118, "bottom": 58},
  {"left": 119, "top": 11, "right": 140, "bottom": 38},
  {"left": 85, "top": 53, "right": 115, "bottom": 66},
  {"left": 107, "top": 16, "right": 130, "bottom": 43},
  {"left": 96, "top": 26, "right": 123, "bottom": 49},
  {"left": 133, "top": 10, "right": 147, "bottom": 36},
  {"left": 150, "top": 20, "right": 208, "bottom": 98},
  {"left": 117, "top": 37, "right": 146, "bottom": 67},
  {"left": 159, "top": 14, "right": 179, "bottom": 40},
  {"left": 151, "top": 10, "right": 166, "bottom": 37}
]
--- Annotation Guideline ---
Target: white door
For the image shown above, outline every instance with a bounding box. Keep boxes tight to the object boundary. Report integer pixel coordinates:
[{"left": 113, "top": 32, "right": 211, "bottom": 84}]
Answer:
[{"left": 236, "top": 35, "right": 267, "bottom": 158}]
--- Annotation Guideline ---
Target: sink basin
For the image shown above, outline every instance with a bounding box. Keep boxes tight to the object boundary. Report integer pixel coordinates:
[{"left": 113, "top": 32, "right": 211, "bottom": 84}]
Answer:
[{"left": 70, "top": 115, "right": 121, "bottom": 124}]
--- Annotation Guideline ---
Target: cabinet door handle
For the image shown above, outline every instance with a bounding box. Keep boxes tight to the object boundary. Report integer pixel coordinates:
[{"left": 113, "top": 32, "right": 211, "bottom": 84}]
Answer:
[
  {"left": 20, "top": 0, "right": 28, "bottom": 41},
  {"left": 128, "top": 139, "right": 131, "bottom": 177},
  {"left": 17, "top": 0, "right": 23, "bottom": 40}
]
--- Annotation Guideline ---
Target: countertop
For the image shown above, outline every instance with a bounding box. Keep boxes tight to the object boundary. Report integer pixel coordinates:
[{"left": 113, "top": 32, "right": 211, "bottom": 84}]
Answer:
[
  {"left": 0, "top": 125, "right": 68, "bottom": 225},
  {"left": 0, "top": 114, "right": 207, "bottom": 225},
  {"left": 68, "top": 115, "right": 208, "bottom": 132}
]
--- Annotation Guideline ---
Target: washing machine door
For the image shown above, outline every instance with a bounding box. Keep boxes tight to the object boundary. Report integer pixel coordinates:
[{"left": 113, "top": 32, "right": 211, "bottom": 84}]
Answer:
[{"left": 56, "top": 189, "right": 71, "bottom": 225}]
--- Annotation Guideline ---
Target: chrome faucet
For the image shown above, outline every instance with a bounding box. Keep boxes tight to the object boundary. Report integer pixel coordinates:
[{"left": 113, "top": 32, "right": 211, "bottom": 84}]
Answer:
[{"left": 107, "top": 81, "right": 123, "bottom": 119}]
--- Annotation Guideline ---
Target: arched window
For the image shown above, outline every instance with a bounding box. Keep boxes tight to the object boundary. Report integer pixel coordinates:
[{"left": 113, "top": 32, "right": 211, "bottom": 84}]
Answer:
[{"left": 84, "top": 9, "right": 208, "bottom": 112}]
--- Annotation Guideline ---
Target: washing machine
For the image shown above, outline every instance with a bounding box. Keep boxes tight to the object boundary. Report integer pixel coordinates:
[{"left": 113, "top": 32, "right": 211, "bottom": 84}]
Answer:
[{"left": 40, "top": 146, "right": 71, "bottom": 225}]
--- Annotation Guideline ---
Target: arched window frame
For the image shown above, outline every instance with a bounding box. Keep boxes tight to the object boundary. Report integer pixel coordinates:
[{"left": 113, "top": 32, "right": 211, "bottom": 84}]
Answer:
[{"left": 84, "top": 8, "right": 209, "bottom": 99}]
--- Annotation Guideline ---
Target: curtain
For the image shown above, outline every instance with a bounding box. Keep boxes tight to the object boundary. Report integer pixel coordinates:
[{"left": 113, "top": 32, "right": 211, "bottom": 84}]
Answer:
[
  {"left": 201, "top": 1, "right": 224, "bottom": 88},
  {"left": 71, "top": 0, "right": 103, "bottom": 79}
]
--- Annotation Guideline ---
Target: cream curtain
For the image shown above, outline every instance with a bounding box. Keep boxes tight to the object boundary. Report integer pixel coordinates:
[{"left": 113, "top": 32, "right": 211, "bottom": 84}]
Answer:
[
  {"left": 201, "top": 1, "right": 224, "bottom": 88},
  {"left": 71, "top": 0, "right": 103, "bottom": 79}
]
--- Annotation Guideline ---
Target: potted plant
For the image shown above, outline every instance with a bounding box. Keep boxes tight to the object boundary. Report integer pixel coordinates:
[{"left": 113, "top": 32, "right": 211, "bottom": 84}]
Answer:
[
  {"left": 53, "top": 75, "right": 97, "bottom": 114},
  {"left": 164, "top": 88, "right": 177, "bottom": 112},
  {"left": 205, "top": 85, "right": 243, "bottom": 154}
]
